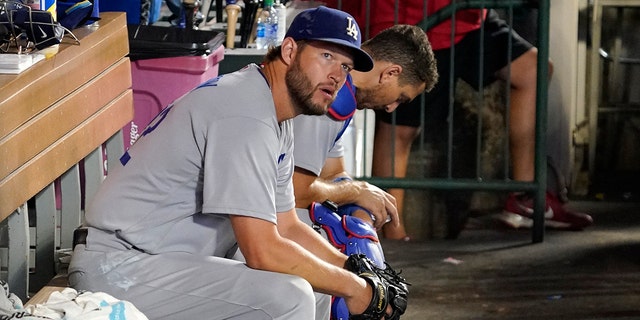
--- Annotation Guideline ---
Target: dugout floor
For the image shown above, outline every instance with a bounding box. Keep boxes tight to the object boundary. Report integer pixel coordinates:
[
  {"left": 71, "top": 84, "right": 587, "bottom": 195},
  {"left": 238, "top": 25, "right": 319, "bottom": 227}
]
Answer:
[{"left": 382, "top": 200, "right": 640, "bottom": 319}]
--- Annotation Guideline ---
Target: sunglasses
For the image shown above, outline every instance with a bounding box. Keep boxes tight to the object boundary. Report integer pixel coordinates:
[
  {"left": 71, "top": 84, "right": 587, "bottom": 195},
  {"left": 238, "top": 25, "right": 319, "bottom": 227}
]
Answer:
[{"left": 0, "top": 0, "right": 79, "bottom": 53}]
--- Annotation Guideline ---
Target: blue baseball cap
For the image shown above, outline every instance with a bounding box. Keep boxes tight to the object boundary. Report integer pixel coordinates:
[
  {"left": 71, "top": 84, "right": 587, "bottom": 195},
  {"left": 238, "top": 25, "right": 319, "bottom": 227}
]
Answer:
[{"left": 285, "top": 6, "right": 374, "bottom": 72}]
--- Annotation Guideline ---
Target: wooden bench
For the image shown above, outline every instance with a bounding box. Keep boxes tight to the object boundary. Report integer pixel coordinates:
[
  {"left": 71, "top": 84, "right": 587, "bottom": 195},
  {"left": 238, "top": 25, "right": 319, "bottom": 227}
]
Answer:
[
  {"left": 0, "top": 12, "right": 132, "bottom": 304},
  {"left": 25, "top": 275, "right": 69, "bottom": 306}
]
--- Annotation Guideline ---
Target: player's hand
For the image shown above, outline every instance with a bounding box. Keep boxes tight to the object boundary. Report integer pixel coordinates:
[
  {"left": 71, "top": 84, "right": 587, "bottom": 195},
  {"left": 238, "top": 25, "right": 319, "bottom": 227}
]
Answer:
[
  {"left": 352, "top": 181, "right": 398, "bottom": 229},
  {"left": 344, "top": 254, "right": 408, "bottom": 319},
  {"left": 344, "top": 280, "right": 395, "bottom": 319}
]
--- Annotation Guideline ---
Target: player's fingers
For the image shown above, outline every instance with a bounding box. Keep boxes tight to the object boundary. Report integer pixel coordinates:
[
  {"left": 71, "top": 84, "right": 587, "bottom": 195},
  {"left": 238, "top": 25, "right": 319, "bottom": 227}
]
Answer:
[
  {"left": 382, "top": 189, "right": 397, "bottom": 207},
  {"left": 370, "top": 199, "right": 396, "bottom": 229},
  {"left": 385, "top": 197, "right": 399, "bottom": 227},
  {"left": 371, "top": 206, "right": 387, "bottom": 229},
  {"left": 385, "top": 305, "right": 394, "bottom": 319}
]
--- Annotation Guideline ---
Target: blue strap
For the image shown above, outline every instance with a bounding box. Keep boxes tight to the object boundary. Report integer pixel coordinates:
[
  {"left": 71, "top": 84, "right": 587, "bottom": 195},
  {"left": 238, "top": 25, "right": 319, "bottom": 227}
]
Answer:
[
  {"left": 327, "top": 75, "right": 357, "bottom": 121},
  {"left": 327, "top": 75, "right": 356, "bottom": 146}
]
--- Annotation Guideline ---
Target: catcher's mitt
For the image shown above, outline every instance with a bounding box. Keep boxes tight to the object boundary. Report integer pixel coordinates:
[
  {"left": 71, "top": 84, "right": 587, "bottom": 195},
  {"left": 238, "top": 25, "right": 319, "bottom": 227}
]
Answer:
[{"left": 345, "top": 254, "right": 409, "bottom": 320}]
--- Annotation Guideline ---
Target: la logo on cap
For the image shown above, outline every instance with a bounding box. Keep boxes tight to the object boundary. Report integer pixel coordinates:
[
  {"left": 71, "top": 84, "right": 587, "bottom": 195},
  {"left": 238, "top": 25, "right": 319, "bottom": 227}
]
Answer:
[
  {"left": 284, "top": 6, "right": 374, "bottom": 72},
  {"left": 346, "top": 17, "right": 358, "bottom": 41}
]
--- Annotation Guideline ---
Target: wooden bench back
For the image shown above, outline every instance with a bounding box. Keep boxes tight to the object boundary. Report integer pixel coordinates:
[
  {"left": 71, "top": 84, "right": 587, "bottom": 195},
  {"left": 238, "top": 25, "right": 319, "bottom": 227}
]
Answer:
[{"left": 0, "top": 12, "right": 133, "bottom": 302}]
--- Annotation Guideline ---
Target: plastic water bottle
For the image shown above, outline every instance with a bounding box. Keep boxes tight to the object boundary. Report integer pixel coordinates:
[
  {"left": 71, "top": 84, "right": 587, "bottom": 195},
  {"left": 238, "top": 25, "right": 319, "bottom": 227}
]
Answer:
[
  {"left": 274, "top": 0, "right": 287, "bottom": 45},
  {"left": 255, "top": 0, "right": 278, "bottom": 49}
]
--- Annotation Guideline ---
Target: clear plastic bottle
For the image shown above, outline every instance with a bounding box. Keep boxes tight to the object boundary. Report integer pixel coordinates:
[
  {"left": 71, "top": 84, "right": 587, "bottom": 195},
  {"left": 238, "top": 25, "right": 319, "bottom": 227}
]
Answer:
[
  {"left": 273, "top": 0, "right": 287, "bottom": 45},
  {"left": 255, "top": 0, "right": 279, "bottom": 49}
]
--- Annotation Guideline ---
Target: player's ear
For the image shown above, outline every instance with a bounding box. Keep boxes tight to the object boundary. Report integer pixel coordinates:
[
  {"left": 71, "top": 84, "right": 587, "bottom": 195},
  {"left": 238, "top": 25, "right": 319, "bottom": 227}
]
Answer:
[
  {"left": 384, "top": 65, "right": 402, "bottom": 78},
  {"left": 380, "top": 64, "right": 402, "bottom": 83},
  {"left": 280, "top": 37, "right": 297, "bottom": 66}
]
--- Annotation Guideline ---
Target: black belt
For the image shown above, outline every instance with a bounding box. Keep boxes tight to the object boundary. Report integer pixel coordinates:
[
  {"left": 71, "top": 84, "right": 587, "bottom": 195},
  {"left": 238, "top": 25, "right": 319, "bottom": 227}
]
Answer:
[
  {"left": 73, "top": 227, "right": 88, "bottom": 249},
  {"left": 73, "top": 227, "right": 145, "bottom": 252}
]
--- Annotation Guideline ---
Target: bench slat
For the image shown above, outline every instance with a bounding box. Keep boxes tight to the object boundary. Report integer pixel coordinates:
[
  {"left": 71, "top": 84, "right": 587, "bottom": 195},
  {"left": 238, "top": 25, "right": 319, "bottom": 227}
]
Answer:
[
  {"left": 26, "top": 275, "right": 69, "bottom": 306},
  {"left": 0, "top": 59, "right": 133, "bottom": 180},
  {"left": 0, "top": 89, "right": 133, "bottom": 222},
  {"left": 0, "top": 13, "right": 129, "bottom": 138},
  {"left": 31, "top": 184, "right": 57, "bottom": 293}
]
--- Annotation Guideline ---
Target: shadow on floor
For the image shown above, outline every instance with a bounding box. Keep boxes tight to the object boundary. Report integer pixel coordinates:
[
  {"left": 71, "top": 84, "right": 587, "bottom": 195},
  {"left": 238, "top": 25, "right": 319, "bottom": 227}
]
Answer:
[{"left": 382, "top": 200, "right": 640, "bottom": 319}]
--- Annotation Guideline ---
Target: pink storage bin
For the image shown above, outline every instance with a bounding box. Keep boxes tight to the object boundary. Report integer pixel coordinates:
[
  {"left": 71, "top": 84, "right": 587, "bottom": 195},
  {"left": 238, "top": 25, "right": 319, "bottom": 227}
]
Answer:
[{"left": 124, "top": 44, "right": 225, "bottom": 149}]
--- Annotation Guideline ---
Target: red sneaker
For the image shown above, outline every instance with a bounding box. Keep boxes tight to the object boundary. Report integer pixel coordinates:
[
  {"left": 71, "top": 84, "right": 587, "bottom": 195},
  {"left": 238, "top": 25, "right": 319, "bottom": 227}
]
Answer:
[
  {"left": 544, "top": 192, "right": 593, "bottom": 230},
  {"left": 497, "top": 192, "right": 593, "bottom": 230}
]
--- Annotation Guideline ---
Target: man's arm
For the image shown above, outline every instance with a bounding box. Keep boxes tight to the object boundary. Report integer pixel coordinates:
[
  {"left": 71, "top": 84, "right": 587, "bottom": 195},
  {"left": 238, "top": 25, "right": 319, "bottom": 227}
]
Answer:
[
  {"left": 293, "top": 157, "right": 399, "bottom": 229},
  {"left": 229, "top": 211, "right": 372, "bottom": 314}
]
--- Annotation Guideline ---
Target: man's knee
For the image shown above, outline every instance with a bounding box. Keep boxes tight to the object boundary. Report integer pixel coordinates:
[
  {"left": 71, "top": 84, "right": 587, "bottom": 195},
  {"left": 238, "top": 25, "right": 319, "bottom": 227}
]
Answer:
[
  {"left": 269, "top": 276, "right": 316, "bottom": 318},
  {"left": 314, "top": 292, "right": 332, "bottom": 320}
]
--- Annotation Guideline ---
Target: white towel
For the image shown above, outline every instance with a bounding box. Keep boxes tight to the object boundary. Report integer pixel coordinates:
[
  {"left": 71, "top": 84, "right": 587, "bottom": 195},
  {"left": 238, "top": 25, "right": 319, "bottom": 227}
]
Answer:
[
  {"left": 26, "top": 288, "right": 149, "bottom": 320},
  {"left": 0, "top": 280, "right": 148, "bottom": 320}
]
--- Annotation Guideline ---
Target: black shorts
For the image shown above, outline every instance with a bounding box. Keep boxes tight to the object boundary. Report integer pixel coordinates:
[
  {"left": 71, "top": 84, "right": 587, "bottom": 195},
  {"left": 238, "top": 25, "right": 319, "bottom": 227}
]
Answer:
[{"left": 376, "top": 10, "right": 533, "bottom": 128}]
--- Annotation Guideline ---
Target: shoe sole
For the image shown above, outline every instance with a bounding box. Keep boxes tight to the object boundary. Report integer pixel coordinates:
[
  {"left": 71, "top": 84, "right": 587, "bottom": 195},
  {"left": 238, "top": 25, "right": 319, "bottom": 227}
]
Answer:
[
  {"left": 494, "top": 211, "right": 574, "bottom": 230},
  {"left": 493, "top": 212, "right": 533, "bottom": 229}
]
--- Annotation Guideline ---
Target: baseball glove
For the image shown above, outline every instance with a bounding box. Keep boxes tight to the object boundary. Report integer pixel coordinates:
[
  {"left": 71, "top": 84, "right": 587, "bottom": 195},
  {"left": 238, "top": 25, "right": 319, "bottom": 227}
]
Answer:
[{"left": 345, "top": 254, "right": 409, "bottom": 320}]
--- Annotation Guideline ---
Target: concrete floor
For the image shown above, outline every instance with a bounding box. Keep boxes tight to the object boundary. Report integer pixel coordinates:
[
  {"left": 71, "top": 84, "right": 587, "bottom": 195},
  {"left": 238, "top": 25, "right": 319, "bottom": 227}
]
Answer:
[{"left": 381, "top": 200, "right": 640, "bottom": 319}]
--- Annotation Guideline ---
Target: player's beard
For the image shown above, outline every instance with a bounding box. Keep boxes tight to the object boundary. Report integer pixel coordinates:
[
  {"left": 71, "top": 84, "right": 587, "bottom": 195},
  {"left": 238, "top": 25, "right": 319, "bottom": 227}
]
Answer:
[{"left": 285, "top": 56, "right": 329, "bottom": 116}]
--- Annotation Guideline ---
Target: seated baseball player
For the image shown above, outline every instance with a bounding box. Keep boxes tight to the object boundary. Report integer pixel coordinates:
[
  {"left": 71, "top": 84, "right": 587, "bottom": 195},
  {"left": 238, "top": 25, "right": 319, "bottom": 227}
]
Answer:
[
  {"left": 292, "top": 24, "right": 438, "bottom": 319},
  {"left": 68, "top": 6, "right": 408, "bottom": 320}
]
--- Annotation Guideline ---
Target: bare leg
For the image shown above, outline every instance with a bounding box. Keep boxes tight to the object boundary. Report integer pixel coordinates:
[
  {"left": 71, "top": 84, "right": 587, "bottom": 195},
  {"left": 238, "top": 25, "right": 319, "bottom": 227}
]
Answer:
[
  {"left": 496, "top": 48, "right": 553, "bottom": 182},
  {"left": 496, "top": 50, "right": 592, "bottom": 230},
  {"left": 372, "top": 121, "right": 420, "bottom": 240}
]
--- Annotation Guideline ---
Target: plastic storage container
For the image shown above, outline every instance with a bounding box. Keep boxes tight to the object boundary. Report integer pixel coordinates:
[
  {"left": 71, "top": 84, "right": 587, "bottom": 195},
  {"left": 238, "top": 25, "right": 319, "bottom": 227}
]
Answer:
[{"left": 125, "top": 25, "right": 225, "bottom": 149}]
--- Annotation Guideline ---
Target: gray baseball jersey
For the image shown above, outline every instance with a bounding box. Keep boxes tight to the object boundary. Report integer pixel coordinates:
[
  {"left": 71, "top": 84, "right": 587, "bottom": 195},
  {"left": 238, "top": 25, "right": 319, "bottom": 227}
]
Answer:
[
  {"left": 84, "top": 63, "right": 295, "bottom": 256},
  {"left": 293, "top": 74, "right": 356, "bottom": 176},
  {"left": 292, "top": 114, "right": 346, "bottom": 176}
]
